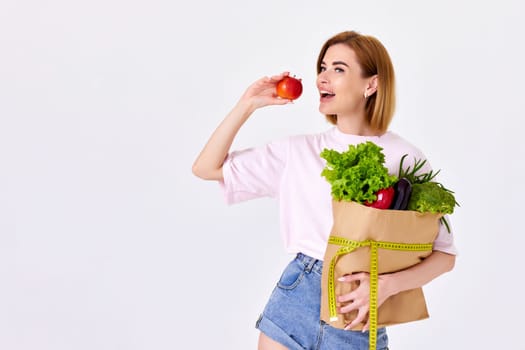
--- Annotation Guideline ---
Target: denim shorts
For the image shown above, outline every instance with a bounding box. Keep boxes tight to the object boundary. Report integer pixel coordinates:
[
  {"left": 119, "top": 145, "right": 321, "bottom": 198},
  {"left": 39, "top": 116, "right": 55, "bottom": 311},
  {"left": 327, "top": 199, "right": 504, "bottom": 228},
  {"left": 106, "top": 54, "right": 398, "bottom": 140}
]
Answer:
[{"left": 256, "top": 253, "right": 388, "bottom": 350}]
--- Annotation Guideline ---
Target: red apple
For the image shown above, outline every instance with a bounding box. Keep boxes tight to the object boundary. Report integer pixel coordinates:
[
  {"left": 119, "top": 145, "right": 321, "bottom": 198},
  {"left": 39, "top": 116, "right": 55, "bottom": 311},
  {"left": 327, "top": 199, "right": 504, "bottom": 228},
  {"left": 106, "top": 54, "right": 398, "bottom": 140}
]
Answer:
[{"left": 276, "top": 75, "right": 303, "bottom": 100}]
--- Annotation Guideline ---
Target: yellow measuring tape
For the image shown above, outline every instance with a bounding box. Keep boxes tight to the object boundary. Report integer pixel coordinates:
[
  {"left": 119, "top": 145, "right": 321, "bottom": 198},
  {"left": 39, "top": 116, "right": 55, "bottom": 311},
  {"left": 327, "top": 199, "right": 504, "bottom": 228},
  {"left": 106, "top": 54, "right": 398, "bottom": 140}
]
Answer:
[{"left": 327, "top": 236, "right": 433, "bottom": 350}]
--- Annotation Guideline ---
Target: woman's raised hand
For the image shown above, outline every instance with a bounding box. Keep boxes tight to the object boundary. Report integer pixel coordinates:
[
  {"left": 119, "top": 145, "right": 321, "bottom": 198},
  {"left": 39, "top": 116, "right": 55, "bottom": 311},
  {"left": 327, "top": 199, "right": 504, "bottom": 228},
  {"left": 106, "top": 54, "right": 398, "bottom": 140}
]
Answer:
[
  {"left": 240, "top": 72, "right": 294, "bottom": 110},
  {"left": 192, "top": 71, "right": 295, "bottom": 181}
]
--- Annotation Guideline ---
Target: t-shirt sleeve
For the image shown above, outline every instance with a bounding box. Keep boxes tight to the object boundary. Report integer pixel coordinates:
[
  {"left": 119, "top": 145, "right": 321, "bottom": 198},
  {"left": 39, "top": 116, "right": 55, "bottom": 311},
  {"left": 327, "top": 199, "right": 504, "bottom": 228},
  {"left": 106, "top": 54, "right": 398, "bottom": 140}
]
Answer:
[
  {"left": 432, "top": 215, "right": 458, "bottom": 255},
  {"left": 220, "top": 139, "right": 288, "bottom": 205}
]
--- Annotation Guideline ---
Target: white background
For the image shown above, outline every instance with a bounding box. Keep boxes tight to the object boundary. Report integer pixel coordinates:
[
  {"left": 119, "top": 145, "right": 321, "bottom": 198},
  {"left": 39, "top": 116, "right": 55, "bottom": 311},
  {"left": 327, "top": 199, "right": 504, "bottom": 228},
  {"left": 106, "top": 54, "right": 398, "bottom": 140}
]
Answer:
[{"left": 1, "top": 0, "right": 524, "bottom": 349}]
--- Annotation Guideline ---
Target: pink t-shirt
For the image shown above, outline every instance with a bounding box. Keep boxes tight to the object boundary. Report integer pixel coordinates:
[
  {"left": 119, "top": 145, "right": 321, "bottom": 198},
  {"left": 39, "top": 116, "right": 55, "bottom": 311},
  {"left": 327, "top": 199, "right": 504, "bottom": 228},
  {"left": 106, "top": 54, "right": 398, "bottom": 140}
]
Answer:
[{"left": 221, "top": 127, "right": 457, "bottom": 260}]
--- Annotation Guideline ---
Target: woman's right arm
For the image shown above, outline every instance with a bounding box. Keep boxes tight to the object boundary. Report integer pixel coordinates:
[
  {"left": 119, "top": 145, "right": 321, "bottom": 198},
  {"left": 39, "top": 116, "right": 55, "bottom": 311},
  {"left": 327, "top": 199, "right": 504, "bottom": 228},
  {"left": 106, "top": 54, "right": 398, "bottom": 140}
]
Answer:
[{"left": 192, "top": 72, "right": 292, "bottom": 181}]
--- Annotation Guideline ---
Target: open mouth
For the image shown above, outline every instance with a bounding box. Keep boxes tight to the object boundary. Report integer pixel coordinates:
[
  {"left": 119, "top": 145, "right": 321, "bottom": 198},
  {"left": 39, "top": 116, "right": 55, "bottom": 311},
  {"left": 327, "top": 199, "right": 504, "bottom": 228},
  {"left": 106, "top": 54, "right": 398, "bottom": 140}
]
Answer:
[{"left": 320, "top": 90, "right": 335, "bottom": 100}]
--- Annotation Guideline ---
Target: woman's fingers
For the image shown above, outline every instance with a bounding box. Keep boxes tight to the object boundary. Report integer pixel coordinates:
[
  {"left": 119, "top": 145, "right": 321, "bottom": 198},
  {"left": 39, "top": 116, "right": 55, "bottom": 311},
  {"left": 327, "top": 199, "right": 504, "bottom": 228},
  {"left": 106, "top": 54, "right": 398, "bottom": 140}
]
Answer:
[
  {"left": 256, "top": 72, "right": 290, "bottom": 88},
  {"left": 344, "top": 307, "right": 369, "bottom": 330},
  {"left": 362, "top": 320, "right": 370, "bottom": 332},
  {"left": 338, "top": 272, "right": 368, "bottom": 283},
  {"left": 338, "top": 296, "right": 357, "bottom": 313},
  {"left": 338, "top": 272, "right": 370, "bottom": 329},
  {"left": 241, "top": 74, "right": 295, "bottom": 108},
  {"left": 337, "top": 292, "right": 355, "bottom": 304},
  {"left": 266, "top": 71, "right": 289, "bottom": 81},
  {"left": 337, "top": 272, "right": 389, "bottom": 332},
  {"left": 337, "top": 272, "right": 369, "bottom": 304}
]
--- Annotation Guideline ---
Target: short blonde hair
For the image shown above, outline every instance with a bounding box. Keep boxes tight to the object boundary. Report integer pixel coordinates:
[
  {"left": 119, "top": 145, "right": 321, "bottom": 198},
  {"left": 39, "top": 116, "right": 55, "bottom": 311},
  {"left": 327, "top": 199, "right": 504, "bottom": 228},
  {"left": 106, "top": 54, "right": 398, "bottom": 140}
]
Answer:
[{"left": 316, "top": 31, "right": 396, "bottom": 133}]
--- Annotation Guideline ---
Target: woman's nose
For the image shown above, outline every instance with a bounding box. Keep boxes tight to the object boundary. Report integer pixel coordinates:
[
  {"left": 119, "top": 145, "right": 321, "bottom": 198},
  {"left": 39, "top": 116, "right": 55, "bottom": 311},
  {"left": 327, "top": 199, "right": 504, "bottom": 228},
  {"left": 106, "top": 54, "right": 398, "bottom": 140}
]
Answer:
[{"left": 317, "top": 71, "right": 329, "bottom": 84}]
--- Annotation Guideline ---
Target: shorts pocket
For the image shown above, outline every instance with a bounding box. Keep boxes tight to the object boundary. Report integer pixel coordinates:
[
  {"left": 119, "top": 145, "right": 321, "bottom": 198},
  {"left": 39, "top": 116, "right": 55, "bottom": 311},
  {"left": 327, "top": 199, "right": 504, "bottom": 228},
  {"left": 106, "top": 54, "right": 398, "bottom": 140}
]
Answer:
[{"left": 276, "top": 259, "right": 305, "bottom": 290}]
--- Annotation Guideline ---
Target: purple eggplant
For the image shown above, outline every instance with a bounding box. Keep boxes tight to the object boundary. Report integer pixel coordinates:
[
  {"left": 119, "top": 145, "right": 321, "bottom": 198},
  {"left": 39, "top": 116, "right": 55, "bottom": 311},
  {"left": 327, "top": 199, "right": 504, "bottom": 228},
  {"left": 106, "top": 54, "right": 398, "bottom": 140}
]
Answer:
[{"left": 390, "top": 177, "right": 412, "bottom": 210}]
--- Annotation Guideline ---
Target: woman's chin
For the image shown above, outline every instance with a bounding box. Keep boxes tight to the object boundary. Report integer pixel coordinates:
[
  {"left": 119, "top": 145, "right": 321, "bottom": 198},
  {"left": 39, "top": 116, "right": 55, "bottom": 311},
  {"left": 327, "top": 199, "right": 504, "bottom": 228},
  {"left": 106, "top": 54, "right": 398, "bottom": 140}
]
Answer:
[{"left": 319, "top": 105, "right": 331, "bottom": 115}]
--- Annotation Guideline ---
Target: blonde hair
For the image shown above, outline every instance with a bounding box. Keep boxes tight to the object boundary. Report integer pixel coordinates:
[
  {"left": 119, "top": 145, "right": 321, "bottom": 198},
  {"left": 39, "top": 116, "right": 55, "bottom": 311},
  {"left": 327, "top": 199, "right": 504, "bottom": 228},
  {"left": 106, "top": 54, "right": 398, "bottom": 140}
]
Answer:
[{"left": 316, "top": 31, "right": 396, "bottom": 133}]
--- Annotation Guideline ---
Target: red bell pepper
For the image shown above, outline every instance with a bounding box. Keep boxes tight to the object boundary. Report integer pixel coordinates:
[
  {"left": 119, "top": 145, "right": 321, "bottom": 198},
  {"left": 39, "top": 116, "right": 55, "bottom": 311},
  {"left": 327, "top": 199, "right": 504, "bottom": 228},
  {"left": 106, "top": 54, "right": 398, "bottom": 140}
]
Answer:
[{"left": 364, "top": 187, "right": 395, "bottom": 209}]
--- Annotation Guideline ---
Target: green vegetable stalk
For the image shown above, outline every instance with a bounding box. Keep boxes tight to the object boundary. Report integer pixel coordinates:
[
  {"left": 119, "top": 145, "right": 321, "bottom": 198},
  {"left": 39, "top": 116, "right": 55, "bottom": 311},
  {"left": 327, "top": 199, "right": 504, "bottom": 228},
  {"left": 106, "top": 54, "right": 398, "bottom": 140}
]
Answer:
[{"left": 397, "top": 154, "right": 459, "bottom": 232}]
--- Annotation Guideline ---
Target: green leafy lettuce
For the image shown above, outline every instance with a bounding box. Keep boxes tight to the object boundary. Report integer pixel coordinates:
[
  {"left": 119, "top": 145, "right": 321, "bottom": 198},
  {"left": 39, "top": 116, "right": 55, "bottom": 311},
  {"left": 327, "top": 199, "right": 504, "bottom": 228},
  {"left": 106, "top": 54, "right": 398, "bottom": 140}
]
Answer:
[
  {"left": 397, "top": 154, "right": 459, "bottom": 232},
  {"left": 320, "top": 141, "right": 397, "bottom": 203}
]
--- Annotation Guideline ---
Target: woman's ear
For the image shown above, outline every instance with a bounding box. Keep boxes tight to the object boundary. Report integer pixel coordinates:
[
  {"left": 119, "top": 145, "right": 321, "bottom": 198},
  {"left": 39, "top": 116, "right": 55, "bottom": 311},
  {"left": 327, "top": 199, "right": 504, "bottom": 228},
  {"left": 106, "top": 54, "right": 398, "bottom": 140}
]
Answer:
[{"left": 365, "top": 75, "right": 378, "bottom": 98}]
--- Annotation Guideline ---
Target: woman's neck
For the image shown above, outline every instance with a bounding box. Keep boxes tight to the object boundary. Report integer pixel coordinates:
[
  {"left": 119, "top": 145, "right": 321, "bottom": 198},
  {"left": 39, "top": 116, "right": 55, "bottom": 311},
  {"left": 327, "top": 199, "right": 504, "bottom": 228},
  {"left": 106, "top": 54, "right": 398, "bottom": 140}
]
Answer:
[{"left": 335, "top": 116, "right": 379, "bottom": 136}]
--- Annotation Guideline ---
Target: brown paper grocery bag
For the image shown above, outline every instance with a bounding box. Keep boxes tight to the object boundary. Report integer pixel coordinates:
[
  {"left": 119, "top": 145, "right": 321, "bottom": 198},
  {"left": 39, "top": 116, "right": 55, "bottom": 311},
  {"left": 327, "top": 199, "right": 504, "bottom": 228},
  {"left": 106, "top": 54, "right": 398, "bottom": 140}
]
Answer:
[{"left": 320, "top": 200, "right": 442, "bottom": 330}]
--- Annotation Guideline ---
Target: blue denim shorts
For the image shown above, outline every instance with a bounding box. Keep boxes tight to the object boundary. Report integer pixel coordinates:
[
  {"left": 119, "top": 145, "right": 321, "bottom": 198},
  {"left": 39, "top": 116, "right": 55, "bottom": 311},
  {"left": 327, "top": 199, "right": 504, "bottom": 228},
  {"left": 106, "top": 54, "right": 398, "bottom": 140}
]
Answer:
[{"left": 256, "top": 253, "right": 388, "bottom": 350}]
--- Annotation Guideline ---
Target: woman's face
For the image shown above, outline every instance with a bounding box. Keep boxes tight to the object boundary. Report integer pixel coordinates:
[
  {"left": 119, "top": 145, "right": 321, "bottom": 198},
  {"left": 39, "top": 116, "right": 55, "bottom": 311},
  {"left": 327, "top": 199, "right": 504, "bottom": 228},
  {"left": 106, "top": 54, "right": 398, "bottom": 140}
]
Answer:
[{"left": 317, "top": 43, "right": 372, "bottom": 118}]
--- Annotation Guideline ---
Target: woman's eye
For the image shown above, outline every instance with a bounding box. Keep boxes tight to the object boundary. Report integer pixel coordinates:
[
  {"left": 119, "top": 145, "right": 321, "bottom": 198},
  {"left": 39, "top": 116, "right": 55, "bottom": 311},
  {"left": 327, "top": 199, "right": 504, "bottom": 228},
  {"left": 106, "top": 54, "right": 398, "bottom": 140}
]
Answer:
[
  {"left": 335, "top": 67, "right": 344, "bottom": 73},
  {"left": 319, "top": 66, "right": 326, "bottom": 72}
]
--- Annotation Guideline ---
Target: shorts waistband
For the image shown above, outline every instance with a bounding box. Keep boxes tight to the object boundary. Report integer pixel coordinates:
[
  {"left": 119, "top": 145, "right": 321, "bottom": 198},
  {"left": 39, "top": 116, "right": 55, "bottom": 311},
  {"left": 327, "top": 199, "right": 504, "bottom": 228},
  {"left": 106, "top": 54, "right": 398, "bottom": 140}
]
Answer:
[{"left": 295, "top": 253, "right": 323, "bottom": 274}]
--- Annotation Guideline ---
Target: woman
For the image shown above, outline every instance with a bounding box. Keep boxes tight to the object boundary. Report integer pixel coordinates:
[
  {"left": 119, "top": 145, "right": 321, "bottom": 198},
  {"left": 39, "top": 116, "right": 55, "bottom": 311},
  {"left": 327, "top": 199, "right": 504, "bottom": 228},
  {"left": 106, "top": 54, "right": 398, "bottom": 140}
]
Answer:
[{"left": 192, "top": 31, "right": 456, "bottom": 350}]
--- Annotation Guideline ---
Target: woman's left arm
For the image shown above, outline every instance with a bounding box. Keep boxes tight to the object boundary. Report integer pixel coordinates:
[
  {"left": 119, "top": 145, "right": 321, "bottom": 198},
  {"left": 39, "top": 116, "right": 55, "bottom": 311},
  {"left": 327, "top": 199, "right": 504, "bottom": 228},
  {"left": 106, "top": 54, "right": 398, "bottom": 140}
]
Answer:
[{"left": 337, "top": 251, "right": 455, "bottom": 330}]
